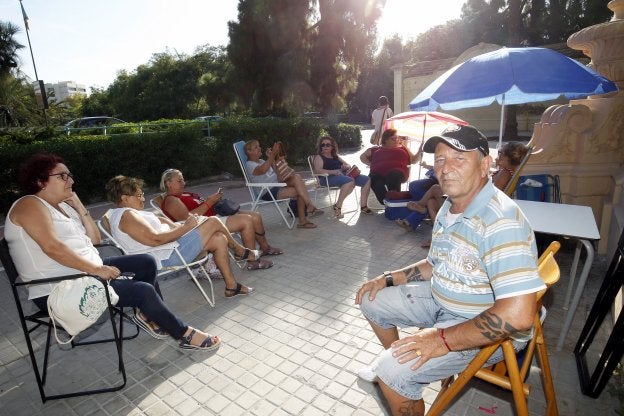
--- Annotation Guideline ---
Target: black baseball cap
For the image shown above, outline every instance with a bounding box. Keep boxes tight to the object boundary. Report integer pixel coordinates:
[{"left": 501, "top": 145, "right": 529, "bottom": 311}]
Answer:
[{"left": 423, "top": 124, "right": 489, "bottom": 156}]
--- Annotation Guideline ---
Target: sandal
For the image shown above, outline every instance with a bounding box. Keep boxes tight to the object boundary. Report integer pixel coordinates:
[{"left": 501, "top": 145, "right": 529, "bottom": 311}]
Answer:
[
  {"left": 233, "top": 247, "right": 261, "bottom": 264},
  {"left": 261, "top": 246, "right": 284, "bottom": 256},
  {"left": 225, "top": 282, "right": 255, "bottom": 298},
  {"left": 179, "top": 328, "right": 221, "bottom": 351},
  {"left": 296, "top": 222, "right": 317, "bottom": 229},
  {"left": 395, "top": 219, "right": 412, "bottom": 231},
  {"left": 247, "top": 258, "right": 273, "bottom": 270},
  {"left": 132, "top": 312, "right": 169, "bottom": 340},
  {"left": 360, "top": 206, "right": 373, "bottom": 215},
  {"left": 333, "top": 204, "right": 343, "bottom": 219},
  {"left": 306, "top": 208, "right": 324, "bottom": 218}
]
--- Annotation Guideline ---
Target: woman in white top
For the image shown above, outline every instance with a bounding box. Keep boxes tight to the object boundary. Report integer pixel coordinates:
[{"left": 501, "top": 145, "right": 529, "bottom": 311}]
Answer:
[
  {"left": 105, "top": 175, "right": 255, "bottom": 298},
  {"left": 5, "top": 153, "right": 218, "bottom": 350}
]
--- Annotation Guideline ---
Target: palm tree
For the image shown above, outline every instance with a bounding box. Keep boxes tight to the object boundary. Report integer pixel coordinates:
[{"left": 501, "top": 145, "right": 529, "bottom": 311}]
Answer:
[{"left": 0, "top": 21, "right": 24, "bottom": 76}]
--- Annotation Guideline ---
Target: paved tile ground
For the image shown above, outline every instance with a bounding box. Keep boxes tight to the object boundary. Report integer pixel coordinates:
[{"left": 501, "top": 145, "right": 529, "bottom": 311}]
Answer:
[{"left": 0, "top": 149, "right": 622, "bottom": 415}]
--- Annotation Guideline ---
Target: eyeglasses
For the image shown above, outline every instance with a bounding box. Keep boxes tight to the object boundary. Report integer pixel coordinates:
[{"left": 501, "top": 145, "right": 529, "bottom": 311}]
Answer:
[
  {"left": 48, "top": 172, "right": 73, "bottom": 181},
  {"left": 320, "top": 143, "right": 332, "bottom": 147},
  {"left": 127, "top": 192, "right": 145, "bottom": 199}
]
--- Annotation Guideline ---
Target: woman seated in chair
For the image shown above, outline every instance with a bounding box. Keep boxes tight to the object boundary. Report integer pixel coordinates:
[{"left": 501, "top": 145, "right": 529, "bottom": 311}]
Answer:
[
  {"left": 244, "top": 139, "right": 322, "bottom": 229},
  {"left": 105, "top": 175, "right": 255, "bottom": 298},
  {"left": 4, "top": 153, "right": 219, "bottom": 350},
  {"left": 159, "top": 168, "right": 281, "bottom": 270},
  {"left": 312, "top": 135, "right": 373, "bottom": 218},
  {"left": 359, "top": 128, "right": 420, "bottom": 204}
]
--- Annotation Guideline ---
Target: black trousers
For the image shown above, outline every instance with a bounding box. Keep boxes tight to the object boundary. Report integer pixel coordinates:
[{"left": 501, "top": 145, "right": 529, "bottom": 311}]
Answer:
[{"left": 370, "top": 170, "right": 406, "bottom": 204}]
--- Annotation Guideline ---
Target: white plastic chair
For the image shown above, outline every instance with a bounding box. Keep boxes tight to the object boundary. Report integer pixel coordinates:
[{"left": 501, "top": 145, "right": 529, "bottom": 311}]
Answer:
[
  {"left": 233, "top": 140, "right": 296, "bottom": 229},
  {"left": 97, "top": 211, "right": 215, "bottom": 307},
  {"left": 307, "top": 155, "right": 359, "bottom": 209}
]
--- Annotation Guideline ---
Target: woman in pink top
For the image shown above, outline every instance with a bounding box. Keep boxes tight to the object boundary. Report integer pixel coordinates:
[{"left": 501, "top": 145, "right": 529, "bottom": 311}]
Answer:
[{"left": 360, "top": 129, "right": 419, "bottom": 204}]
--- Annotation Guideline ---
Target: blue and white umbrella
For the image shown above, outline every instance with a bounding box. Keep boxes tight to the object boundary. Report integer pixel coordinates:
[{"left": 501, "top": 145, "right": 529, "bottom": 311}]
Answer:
[{"left": 409, "top": 47, "right": 618, "bottom": 148}]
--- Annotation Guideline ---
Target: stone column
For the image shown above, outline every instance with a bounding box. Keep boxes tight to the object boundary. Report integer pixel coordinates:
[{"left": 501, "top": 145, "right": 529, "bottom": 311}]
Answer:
[{"left": 526, "top": 0, "right": 624, "bottom": 256}]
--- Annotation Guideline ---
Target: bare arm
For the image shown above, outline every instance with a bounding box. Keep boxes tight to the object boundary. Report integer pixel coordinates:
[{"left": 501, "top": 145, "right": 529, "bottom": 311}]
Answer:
[
  {"left": 390, "top": 293, "right": 537, "bottom": 371},
  {"left": 355, "top": 259, "right": 432, "bottom": 305},
  {"left": 118, "top": 210, "right": 197, "bottom": 247},
  {"left": 251, "top": 148, "right": 276, "bottom": 176},
  {"left": 360, "top": 148, "right": 372, "bottom": 166},
  {"left": 63, "top": 192, "right": 101, "bottom": 244},
  {"left": 313, "top": 155, "right": 341, "bottom": 175},
  {"left": 163, "top": 193, "right": 218, "bottom": 221},
  {"left": 9, "top": 196, "right": 119, "bottom": 279}
]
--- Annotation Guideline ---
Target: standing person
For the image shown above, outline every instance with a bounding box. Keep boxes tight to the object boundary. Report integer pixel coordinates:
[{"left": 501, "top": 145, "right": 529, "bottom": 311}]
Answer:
[
  {"left": 360, "top": 129, "right": 419, "bottom": 204},
  {"left": 159, "top": 169, "right": 281, "bottom": 270},
  {"left": 370, "top": 95, "right": 394, "bottom": 145},
  {"left": 312, "top": 136, "right": 373, "bottom": 218},
  {"left": 355, "top": 125, "right": 545, "bottom": 415},
  {"left": 244, "top": 139, "right": 322, "bottom": 229},
  {"left": 5, "top": 153, "right": 220, "bottom": 350}
]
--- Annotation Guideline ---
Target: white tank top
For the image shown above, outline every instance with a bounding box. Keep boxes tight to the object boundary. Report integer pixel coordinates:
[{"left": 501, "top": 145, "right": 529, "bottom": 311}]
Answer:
[
  {"left": 4, "top": 195, "right": 103, "bottom": 299},
  {"left": 107, "top": 208, "right": 177, "bottom": 269}
]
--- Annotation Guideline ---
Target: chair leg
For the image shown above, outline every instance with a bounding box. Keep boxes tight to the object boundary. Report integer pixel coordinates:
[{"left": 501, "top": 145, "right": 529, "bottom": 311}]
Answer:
[
  {"left": 185, "top": 264, "right": 215, "bottom": 307},
  {"left": 535, "top": 331, "right": 559, "bottom": 415},
  {"left": 501, "top": 341, "right": 529, "bottom": 416}
]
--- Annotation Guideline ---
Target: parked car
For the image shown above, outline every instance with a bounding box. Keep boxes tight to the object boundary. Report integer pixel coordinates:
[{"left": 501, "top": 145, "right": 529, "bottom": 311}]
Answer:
[{"left": 65, "top": 116, "right": 126, "bottom": 129}]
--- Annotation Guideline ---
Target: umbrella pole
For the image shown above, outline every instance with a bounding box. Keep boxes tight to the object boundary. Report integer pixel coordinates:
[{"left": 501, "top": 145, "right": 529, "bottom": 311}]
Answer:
[{"left": 498, "top": 94, "right": 506, "bottom": 151}]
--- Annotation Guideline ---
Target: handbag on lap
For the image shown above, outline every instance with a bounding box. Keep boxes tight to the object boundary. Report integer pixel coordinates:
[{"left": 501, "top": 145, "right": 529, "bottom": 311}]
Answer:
[{"left": 271, "top": 141, "right": 295, "bottom": 182}]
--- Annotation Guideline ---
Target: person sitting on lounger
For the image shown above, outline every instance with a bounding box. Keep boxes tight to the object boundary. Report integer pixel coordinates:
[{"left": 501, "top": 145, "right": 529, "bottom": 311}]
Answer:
[
  {"left": 159, "top": 168, "right": 281, "bottom": 270},
  {"left": 105, "top": 175, "right": 255, "bottom": 298},
  {"left": 244, "top": 139, "right": 323, "bottom": 229}
]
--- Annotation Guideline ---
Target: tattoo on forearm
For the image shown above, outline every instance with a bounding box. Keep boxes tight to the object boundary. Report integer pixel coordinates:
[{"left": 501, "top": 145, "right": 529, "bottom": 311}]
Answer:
[
  {"left": 473, "top": 310, "right": 518, "bottom": 342},
  {"left": 404, "top": 265, "right": 423, "bottom": 282}
]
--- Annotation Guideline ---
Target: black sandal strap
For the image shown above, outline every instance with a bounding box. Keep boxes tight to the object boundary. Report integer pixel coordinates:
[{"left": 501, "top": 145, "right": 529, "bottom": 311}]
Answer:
[
  {"left": 180, "top": 328, "right": 196, "bottom": 346},
  {"left": 225, "top": 282, "right": 242, "bottom": 295}
]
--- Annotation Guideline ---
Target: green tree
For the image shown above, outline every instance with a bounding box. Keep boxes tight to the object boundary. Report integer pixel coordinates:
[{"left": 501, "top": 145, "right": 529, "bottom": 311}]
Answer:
[
  {"left": 228, "top": 0, "right": 312, "bottom": 116},
  {"left": 309, "top": 0, "right": 385, "bottom": 118},
  {"left": 0, "top": 21, "right": 22, "bottom": 76}
]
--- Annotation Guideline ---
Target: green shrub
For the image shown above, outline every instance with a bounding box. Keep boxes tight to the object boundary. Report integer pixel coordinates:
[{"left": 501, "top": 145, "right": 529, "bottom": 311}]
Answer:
[{"left": 0, "top": 117, "right": 362, "bottom": 216}]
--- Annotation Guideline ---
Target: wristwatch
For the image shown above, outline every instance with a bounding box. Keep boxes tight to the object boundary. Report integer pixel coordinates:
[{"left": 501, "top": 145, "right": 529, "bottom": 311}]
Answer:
[{"left": 383, "top": 271, "right": 393, "bottom": 287}]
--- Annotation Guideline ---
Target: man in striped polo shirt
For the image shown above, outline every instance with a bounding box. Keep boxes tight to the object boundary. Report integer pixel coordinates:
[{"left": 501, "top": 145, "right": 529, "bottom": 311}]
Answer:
[{"left": 355, "top": 124, "right": 545, "bottom": 416}]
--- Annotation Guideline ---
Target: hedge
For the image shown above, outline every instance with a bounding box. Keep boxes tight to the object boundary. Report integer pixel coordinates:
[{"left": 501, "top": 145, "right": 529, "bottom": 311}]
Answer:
[{"left": 0, "top": 117, "right": 362, "bottom": 216}]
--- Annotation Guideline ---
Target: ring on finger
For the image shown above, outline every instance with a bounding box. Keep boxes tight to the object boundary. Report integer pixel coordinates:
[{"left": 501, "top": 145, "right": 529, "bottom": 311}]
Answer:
[{"left": 415, "top": 349, "right": 422, "bottom": 357}]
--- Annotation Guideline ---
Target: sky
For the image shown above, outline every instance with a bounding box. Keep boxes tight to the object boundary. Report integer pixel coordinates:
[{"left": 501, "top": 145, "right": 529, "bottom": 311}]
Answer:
[{"left": 1, "top": 0, "right": 465, "bottom": 93}]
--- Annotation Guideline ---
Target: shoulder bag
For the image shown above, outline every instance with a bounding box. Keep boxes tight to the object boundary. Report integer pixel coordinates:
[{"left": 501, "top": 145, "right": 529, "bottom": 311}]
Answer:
[
  {"left": 47, "top": 276, "right": 119, "bottom": 344},
  {"left": 214, "top": 198, "right": 240, "bottom": 216}
]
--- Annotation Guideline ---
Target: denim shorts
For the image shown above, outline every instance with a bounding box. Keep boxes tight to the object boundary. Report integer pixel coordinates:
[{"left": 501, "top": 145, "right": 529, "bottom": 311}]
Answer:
[
  {"left": 319, "top": 173, "right": 369, "bottom": 188},
  {"left": 160, "top": 229, "right": 203, "bottom": 267},
  {"left": 261, "top": 186, "right": 282, "bottom": 201},
  {"left": 359, "top": 282, "right": 526, "bottom": 400}
]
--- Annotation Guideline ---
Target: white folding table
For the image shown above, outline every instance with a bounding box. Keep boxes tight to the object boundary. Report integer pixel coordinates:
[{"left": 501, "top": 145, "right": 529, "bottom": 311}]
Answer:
[{"left": 515, "top": 199, "right": 601, "bottom": 351}]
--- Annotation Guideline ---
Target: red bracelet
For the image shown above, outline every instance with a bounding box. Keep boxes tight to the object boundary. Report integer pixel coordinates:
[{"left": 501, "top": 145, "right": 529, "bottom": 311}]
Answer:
[{"left": 438, "top": 328, "right": 452, "bottom": 351}]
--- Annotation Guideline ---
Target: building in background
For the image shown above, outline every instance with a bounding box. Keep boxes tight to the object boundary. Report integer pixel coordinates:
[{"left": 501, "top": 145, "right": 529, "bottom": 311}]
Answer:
[{"left": 32, "top": 80, "right": 87, "bottom": 106}]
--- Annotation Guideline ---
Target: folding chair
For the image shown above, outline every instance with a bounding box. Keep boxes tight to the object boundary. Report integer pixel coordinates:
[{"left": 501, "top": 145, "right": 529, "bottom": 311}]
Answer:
[
  {"left": 427, "top": 241, "right": 561, "bottom": 416},
  {"left": 97, "top": 211, "right": 215, "bottom": 307},
  {"left": 307, "top": 155, "right": 359, "bottom": 209},
  {"left": 504, "top": 145, "right": 533, "bottom": 197},
  {"left": 233, "top": 140, "right": 295, "bottom": 229},
  {"left": 150, "top": 194, "right": 165, "bottom": 213},
  {"left": 0, "top": 238, "right": 138, "bottom": 403}
]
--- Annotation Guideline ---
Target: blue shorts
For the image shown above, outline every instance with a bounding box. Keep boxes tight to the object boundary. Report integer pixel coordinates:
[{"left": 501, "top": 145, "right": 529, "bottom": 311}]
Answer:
[
  {"left": 160, "top": 229, "right": 203, "bottom": 267},
  {"left": 319, "top": 173, "right": 369, "bottom": 188},
  {"left": 261, "top": 186, "right": 282, "bottom": 201},
  {"left": 359, "top": 282, "right": 525, "bottom": 400}
]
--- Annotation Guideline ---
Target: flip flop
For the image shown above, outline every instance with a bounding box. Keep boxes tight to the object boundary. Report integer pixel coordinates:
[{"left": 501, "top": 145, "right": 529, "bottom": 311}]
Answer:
[
  {"left": 261, "top": 246, "right": 284, "bottom": 256},
  {"left": 225, "top": 283, "right": 255, "bottom": 298},
  {"left": 297, "top": 222, "right": 317, "bottom": 229},
  {"left": 306, "top": 209, "right": 324, "bottom": 218},
  {"left": 247, "top": 258, "right": 273, "bottom": 270}
]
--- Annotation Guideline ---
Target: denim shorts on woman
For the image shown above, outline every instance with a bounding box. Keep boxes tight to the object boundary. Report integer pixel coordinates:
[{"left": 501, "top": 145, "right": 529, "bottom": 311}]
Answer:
[
  {"left": 319, "top": 173, "right": 369, "bottom": 188},
  {"left": 359, "top": 282, "right": 526, "bottom": 400},
  {"left": 160, "top": 229, "right": 203, "bottom": 267}
]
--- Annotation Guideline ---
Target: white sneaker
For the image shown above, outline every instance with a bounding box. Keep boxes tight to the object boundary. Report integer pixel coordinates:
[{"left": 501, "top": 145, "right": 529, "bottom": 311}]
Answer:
[{"left": 357, "top": 365, "right": 379, "bottom": 383}]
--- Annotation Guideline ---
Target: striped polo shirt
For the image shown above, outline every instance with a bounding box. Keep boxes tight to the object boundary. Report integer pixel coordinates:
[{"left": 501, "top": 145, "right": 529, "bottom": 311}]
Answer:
[{"left": 427, "top": 180, "right": 545, "bottom": 320}]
